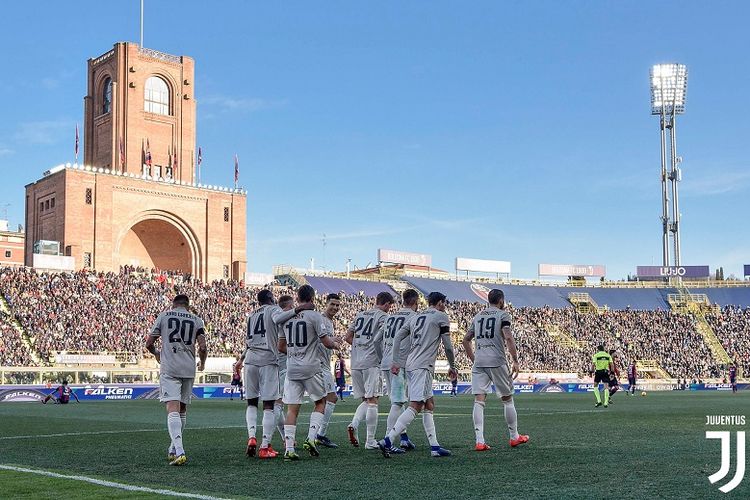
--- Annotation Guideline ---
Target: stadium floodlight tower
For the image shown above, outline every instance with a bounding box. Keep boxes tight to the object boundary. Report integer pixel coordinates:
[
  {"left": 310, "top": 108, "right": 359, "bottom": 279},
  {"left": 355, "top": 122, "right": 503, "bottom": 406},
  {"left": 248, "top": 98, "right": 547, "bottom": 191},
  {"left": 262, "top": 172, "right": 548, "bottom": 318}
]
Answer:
[{"left": 650, "top": 63, "right": 688, "bottom": 269}]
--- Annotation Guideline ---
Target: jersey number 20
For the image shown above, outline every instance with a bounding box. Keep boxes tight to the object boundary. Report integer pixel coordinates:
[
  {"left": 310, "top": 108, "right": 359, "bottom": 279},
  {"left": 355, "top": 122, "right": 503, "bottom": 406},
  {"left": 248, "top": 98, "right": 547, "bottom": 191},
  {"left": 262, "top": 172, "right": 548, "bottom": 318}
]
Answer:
[{"left": 168, "top": 318, "right": 196, "bottom": 345}]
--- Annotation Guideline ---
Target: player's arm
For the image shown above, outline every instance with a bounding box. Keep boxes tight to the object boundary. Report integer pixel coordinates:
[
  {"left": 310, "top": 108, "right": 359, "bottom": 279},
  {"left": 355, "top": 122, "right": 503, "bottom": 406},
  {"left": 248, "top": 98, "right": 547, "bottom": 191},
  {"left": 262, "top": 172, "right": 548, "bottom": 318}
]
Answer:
[
  {"left": 318, "top": 316, "right": 342, "bottom": 350},
  {"left": 440, "top": 326, "right": 457, "bottom": 380},
  {"left": 196, "top": 327, "right": 207, "bottom": 371},
  {"left": 462, "top": 321, "right": 476, "bottom": 363},
  {"left": 344, "top": 323, "right": 355, "bottom": 345},
  {"left": 278, "top": 324, "right": 288, "bottom": 354},
  {"left": 145, "top": 314, "right": 162, "bottom": 362},
  {"left": 501, "top": 320, "right": 520, "bottom": 380},
  {"left": 373, "top": 316, "right": 385, "bottom": 361},
  {"left": 390, "top": 321, "right": 411, "bottom": 374},
  {"left": 234, "top": 349, "right": 247, "bottom": 373},
  {"left": 71, "top": 389, "right": 80, "bottom": 403},
  {"left": 272, "top": 303, "right": 314, "bottom": 326}
]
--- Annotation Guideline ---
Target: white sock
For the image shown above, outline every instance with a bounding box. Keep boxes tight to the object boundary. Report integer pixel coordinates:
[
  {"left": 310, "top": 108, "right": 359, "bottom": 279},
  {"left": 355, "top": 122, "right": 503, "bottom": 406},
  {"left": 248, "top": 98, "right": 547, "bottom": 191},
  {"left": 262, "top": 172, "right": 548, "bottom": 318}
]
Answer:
[
  {"left": 503, "top": 398, "right": 520, "bottom": 440},
  {"left": 422, "top": 410, "right": 439, "bottom": 447},
  {"left": 351, "top": 401, "right": 368, "bottom": 429},
  {"left": 387, "top": 406, "right": 416, "bottom": 443},
  {"left": 473, "top": 400, "right": 485, "bottom": 444},
  {"left": 167, "top": 412, "right": 184, "bottom": 456},
  {"left": 274, "top": 403, "right": 285, "bottom": 439},
  {"left": 246, "top": 405, "right": 258, "bottom": 439},
  {"left": 387, "top": 404, "right": 402, "bottom": 434},
  {"left": 180, "top": 412, "right": 186, "bottom": 432},
  {"left": 284, "top": 424, "right": 296, "bottom": 452},
  {"left": 308, "top": 411, "right": 324, "bottom": 442},
  {"left": 261, "top": 409, "right": 274, "bottom": 448},
  {"left": 318, "top": 401, "right": 336, "bottom": 437},
  {"left": 365, "top": 403, "right": 378, "bottom": 443}
]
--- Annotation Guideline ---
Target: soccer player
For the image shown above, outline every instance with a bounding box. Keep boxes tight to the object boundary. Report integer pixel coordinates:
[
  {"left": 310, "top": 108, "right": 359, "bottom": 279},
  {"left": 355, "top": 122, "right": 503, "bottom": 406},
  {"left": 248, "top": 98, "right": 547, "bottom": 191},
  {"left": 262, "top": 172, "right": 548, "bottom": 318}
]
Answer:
[
  {"left": 591, "top": 345, "right": 613, "bottom": 408},
  {"left": 450, "top": 373, "right": 458, "bottom": 397},
  {"left": 345, "top": 291, "right": 394, "bottom": 450},
  {"left": 315, "top": 293, "right": 343, "bottom": 448},
  {"left": 145, "top": 294, "right": 207, "bottom": 466},
  {"left": 729, "top": 364, "right": 737, "bottom": 394},
  {"left": 42, "top": 380, "right": 79, "bottom": 404},
  {"left": 380, "top": 288, "right": 419, "bottom": 451},
  {"left": 237, "top": 289, "right": 313, "bottom": 459},
  {"left": 627, "top": 361, "right": 637, "bottom": 396},
  {"left": 334, "top": 353, "right": 350, "bottom": 401},
  {"left": 462, "top": 289, "right": 528, "bottom": 451},
  {"left": 230, "top": 358, "right": 243, "bottom": 401},
  {"left": 608, "top": 349, "right": 621, "bottom": 403},
  {"left": 278, "top": 285, "right": 342, "bottom": 461},
  {"left": 378, "top": 292, "right": 457, "bottom": 458}
]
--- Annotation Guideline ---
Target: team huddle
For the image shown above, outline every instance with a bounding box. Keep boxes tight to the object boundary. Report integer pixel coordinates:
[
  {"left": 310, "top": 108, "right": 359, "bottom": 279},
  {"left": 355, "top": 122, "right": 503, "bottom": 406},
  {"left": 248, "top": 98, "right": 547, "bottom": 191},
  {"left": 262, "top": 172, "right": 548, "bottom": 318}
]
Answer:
[{"left": 146, "top": 286, "right": 528, "bottom": 465}]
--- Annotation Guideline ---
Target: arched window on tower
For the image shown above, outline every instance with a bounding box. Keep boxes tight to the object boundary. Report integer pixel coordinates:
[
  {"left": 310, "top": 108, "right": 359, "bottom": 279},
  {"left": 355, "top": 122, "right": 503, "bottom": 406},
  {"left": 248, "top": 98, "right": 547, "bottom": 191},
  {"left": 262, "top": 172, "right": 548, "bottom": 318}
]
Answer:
[
  {"left": 144, "top": 76, "right": 170, "bottom": 115},
  {"left": 102, "top": 77, "right": 112, "bottom": 114}
]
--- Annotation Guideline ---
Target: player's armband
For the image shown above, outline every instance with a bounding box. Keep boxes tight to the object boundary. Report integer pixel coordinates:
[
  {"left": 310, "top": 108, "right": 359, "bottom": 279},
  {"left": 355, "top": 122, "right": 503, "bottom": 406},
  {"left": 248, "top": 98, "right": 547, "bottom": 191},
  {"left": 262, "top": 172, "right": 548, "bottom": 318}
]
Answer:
[
  {"left": 440, "top": 326, "right": 450, "bottom": 335},
  {"left": 501, "top": 321, "right": 511, "bottom": 329}
]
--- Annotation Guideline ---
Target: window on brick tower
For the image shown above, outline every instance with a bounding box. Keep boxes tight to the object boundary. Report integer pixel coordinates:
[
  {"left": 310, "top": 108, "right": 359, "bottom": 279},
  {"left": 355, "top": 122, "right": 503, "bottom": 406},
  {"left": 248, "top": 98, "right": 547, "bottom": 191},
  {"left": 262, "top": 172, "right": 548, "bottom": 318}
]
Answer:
[
  {"left": 223, "top": 265, "right": 229, "bottom": 279},
  {"left": 4, "top": 250, "right": 10, "bottom": 259},
  {"left": 144, "top": 76, "right": 170, "bottom": 115},
  {"left": 85, "top": 188, "right": 92, "bottom": 205},
  {"left": 83, "top": 252, "right": 92, "bottom": 268},
  {"left": 102, "top": 77, "right": 112, "bottom": 114},
  {"left": 51, "top": 198, "right": 55, "bottom": 208},
  {"left": 154, "top": 165, "right": 162, "bottom": 179},
  {"left": 224, "top": 207, "right": 230, "bottom": 222},
  {"left": 165, "top": 166, "right": 173, "bottom": 179}
]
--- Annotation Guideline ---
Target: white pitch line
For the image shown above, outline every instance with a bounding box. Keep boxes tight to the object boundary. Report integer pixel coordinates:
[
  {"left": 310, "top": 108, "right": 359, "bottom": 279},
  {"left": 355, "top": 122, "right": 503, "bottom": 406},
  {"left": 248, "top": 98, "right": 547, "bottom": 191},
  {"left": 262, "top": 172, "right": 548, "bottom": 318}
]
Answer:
[{"left": 0, "top": 464, "right": 233, "bottom": 500}]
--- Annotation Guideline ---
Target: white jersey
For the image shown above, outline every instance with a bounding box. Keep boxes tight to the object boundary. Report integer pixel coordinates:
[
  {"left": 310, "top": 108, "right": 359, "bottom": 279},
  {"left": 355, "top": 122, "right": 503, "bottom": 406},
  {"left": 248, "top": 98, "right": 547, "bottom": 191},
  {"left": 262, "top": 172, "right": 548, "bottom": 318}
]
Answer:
[
  {"left": 150, "top": 307, "right": 206, "bottom": 378},
  {"left": 245, "top": 304, "right": 295, "bottom": 367},
  {"left": 394, "top": 307, "right": 450, "bottom": 371},
  {"left": 381, "top": 308, "right": 416, "bottom": 370},
  {"left": 349, "top": 308, "right": 387, "bottom": 370},
  {"left": 279, "top": 310, "right": 329, "bottom": 380},
  {"left": 319, "top": 315, "right": 336, "bottom": 372},
  {"left": 467, "top": 306, "right": 512, "bottom": 368}
]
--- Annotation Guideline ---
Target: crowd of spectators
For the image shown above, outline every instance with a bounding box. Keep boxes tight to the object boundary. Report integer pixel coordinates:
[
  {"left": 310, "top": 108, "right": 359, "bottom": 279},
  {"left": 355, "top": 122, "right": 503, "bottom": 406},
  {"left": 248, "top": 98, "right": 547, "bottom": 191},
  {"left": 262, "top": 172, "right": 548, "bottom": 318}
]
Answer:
[{"left": 0, "top": 266, "right": 746, "bottom": 381}]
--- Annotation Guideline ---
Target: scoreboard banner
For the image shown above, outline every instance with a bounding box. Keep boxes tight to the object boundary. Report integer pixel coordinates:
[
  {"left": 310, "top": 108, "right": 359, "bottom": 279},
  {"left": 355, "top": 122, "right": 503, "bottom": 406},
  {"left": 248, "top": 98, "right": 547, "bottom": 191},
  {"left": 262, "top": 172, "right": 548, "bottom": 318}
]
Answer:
[
  {"left": 455, "top": 257, "right": 511, "bottom": 274},
  {"left": 377, "top": 248, "right": 432, "bottom": 267},
  {"left": 744, "top": 264, "right": 750, "bottom": 277},
  {"left": 538, "top": 263, "right": 606, "bottom": 277},
  {"left": 636, "top": 265, "right": 710, "bottom": 278}
]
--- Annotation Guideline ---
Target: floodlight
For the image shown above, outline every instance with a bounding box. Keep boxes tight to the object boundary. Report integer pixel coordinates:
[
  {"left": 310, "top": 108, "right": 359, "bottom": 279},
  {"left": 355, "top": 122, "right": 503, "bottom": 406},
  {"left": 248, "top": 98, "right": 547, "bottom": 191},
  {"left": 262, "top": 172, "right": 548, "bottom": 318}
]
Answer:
[{"left": 650, "top": 64, "right": 687, "bottom": 115}]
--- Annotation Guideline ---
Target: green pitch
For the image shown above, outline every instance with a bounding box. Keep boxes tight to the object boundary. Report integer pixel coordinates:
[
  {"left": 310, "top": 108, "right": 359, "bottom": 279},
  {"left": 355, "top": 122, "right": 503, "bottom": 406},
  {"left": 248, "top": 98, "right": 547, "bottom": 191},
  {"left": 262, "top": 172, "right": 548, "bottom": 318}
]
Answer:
[{"left": 0, "top": 392, "right": 747, "bottom": 499}]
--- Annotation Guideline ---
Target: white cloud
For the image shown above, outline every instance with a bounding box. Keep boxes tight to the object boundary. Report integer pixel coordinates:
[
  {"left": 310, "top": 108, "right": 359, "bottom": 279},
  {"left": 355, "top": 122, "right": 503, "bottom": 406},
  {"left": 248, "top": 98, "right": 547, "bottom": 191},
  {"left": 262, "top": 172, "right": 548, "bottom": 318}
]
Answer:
[
  {"left": 201, "top": 95, "right": 287, "bottom": 113},
  {"left": 681, "top": 169, "right": 750, "bottom": 196},
  {"left": 13, "top": 120, "right": 75, "bottom": 145},
  {"left": 0, "top": 147, "right": 13, "bottom": 156}
]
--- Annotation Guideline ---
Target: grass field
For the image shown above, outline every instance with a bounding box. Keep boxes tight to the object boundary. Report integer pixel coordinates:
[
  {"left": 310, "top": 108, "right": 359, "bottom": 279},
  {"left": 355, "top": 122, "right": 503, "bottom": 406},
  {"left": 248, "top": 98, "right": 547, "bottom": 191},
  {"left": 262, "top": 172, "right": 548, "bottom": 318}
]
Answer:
[{"left": 0, "top": 392, "right": 747, "bottom": 499}]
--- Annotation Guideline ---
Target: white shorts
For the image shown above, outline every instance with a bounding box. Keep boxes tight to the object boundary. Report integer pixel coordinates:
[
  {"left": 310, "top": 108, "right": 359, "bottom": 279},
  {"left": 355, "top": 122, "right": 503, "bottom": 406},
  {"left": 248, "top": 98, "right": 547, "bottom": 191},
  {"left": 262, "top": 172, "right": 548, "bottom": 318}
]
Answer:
[
  {"left": 351, "top": 367, "right": 382, "bottom": 399},
  {"left": 159, "top": 375, "right": 194, "bottom": 404},
  {"left": 244, "top": 364, "right": 280, "bottom": 401},
  {"left": 471, "top": 365, "right": 513, "bottom": 398},
  {"left": 283, "top": 372, "right": 327, "bottom": 405},
  {"left": 382, "top": 369, "right": 407, "bottom": 404},
  {"left": 406, "top": 368, "right": 434, "bottom": 402},
  {"left": 322, "top": 370, "right": 337, "bottom": 395}
]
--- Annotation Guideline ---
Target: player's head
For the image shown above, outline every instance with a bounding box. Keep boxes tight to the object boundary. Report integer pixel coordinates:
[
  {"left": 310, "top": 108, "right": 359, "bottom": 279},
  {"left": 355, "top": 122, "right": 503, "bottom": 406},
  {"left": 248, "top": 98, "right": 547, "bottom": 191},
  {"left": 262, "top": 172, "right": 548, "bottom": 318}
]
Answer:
[
  {"left": 278, "top": 295, "right": 294, "bottom": 310},
  {"left": 597, "top": 344, "right": 604, "bottom": 352},
  {"left": 427, "top": 291, "right": 447, "bottom": 311},
  {"left": 297, "top": 284, "right": 315, "bottom": 304},
  {"left": 62, "top": 380, "right": 67, "bottom": 386},
  {"left": 325, "top": 293, "right": 341, "bottom": 317},
  {"left": 375, "top": 291, "right": 395, "bottom": 312},
  {"left": 402, "top": 289, "right": 419, "bottom": 309},
  {"left": 257, "top": 289, "right": 274, "bottom": 305},
  {"left": 173, "top": 294, "right": 189, "bottom": 308},
  {"left": 488, "top": 289, "right": 505, "bottom": 308},
  {"left": 609, "top": 349, "right": 616, "bottom": 356}
]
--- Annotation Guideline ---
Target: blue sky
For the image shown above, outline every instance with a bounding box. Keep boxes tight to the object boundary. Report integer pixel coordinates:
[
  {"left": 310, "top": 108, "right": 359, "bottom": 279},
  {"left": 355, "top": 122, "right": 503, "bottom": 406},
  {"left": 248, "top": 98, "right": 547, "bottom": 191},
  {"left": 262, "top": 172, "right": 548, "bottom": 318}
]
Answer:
[{"left": 1, "top": 1, "right": 749, "bottom": 279}]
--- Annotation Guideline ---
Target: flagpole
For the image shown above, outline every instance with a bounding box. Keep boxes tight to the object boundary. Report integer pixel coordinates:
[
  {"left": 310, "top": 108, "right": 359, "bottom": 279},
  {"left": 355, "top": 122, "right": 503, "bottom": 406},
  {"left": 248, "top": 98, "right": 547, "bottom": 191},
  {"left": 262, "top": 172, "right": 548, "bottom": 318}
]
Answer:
[{"left": 140, "top": 0, "right": 144, "bottom": 48}]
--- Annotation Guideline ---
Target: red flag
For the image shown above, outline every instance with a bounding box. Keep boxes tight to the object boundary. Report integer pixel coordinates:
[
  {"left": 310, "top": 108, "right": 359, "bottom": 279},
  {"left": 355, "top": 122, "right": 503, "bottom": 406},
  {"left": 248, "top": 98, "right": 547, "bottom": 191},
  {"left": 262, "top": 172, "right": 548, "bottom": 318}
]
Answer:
[
  {"left": 146, "top": 139, "right": 152, "bottom": 167},
  {"left": 234, "top": 154, "right": 239, "bottom": 186},
  {"left": 173, "top": 146, "right": 178, "bottom": 171},
  {"left": 119, "top": 137, "right": 125, "bottom": 169},
  {"left": 75, "top": 124, "right": 79, "bottom": 160}
]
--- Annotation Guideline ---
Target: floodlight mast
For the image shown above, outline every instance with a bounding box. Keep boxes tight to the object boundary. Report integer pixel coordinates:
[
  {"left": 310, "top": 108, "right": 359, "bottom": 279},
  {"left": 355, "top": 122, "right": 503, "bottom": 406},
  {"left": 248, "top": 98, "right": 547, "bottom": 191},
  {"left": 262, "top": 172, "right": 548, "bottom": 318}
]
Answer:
[{"left": 650, "top": 63, "right": 687, "bottom": 271}]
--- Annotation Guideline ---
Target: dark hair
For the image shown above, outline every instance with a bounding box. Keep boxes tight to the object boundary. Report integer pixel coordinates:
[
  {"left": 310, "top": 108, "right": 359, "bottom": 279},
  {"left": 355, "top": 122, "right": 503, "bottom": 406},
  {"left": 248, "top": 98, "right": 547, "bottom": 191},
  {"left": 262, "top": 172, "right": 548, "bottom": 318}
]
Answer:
[
  {"left": 297, "top": 284, "right": 315, "bottom": 303},
  {"left": 62, "top": 380, "right": 68, "bottom": 385},
  {"left": 326, "top": 293, "right": 341, "bottom": 302},
  {"left": 278, "top": 295, "right": 294, "bottom": 307},
  {"left": 427, "top": 291, "right": 446, "bottom": 306},
  {"left": 173, "top": 294, "right": 189, "bottom": 306},
  {"left": 488, "top": 289, "right": 504, "bottom": 305},
  {"left": 376, "top": 291, "right": 395, "bottom": 305},
  {"left": 597, "top": 344, "right": 604, "bottom": 351},
  {"left": 402, "top": 289, "right": 419, "bottom": 306},
  {"left": 257, "top": 289, "right": 274, "bottom": 305}
]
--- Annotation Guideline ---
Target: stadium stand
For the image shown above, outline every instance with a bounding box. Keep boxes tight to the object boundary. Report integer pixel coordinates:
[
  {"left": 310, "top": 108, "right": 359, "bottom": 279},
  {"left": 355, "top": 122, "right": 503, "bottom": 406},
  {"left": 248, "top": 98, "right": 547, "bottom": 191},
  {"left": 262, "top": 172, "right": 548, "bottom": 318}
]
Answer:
[{"left": 0, "top": 266, "right": 747, "bottom": 381}]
